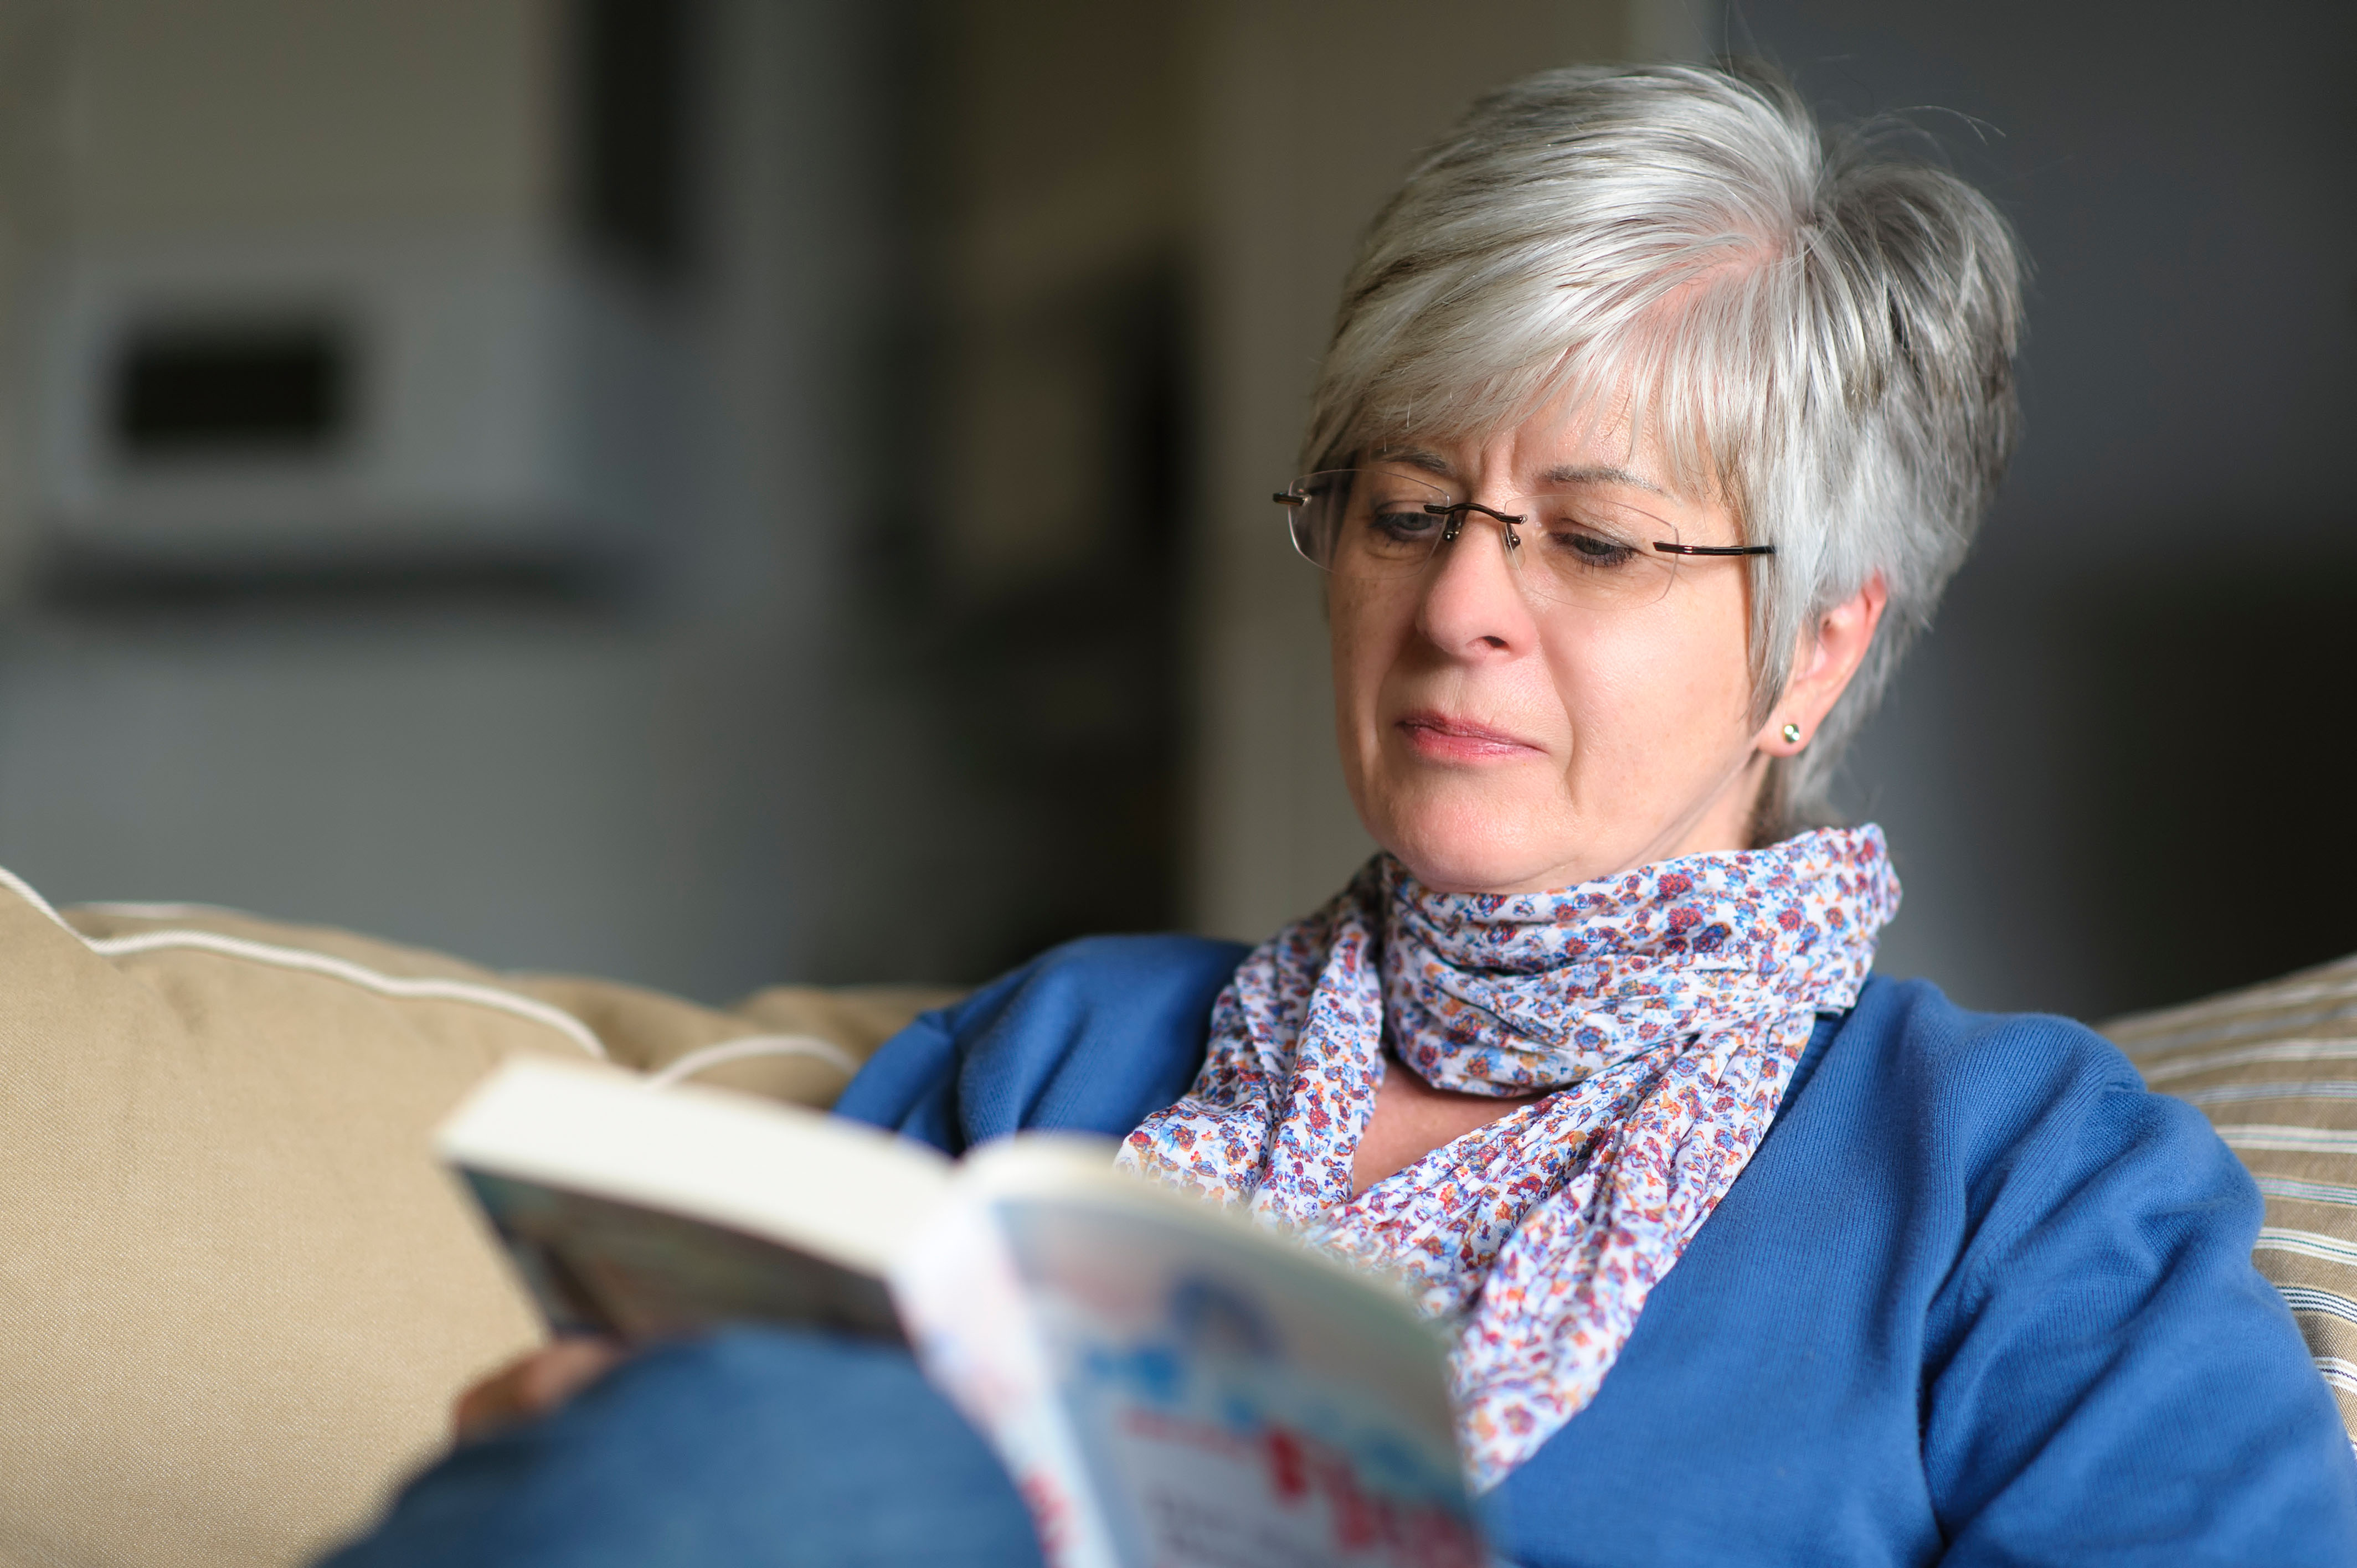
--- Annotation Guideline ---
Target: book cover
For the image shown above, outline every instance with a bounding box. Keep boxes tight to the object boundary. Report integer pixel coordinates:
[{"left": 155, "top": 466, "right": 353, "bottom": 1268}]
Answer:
[{"left": 440, "top": 1059, "right": 1485, "bottom": 1568}]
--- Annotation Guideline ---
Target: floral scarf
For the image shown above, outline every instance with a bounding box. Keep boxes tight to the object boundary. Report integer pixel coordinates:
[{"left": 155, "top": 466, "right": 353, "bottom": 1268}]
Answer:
[{"left": 1118, "top": 826, "right": 1900, "bottom": 1487}]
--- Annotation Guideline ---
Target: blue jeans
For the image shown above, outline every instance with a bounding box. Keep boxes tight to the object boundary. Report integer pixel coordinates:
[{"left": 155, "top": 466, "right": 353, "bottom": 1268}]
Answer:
[{"left": 318, "top": 1329, "right": 1046, "bottom": 1568}]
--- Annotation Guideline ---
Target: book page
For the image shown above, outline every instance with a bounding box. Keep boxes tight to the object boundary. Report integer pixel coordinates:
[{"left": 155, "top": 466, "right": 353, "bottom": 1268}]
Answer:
[
  {"left": 892, "top": 1169, "right": 1128, "bottom": 1568},
  {"left": 439, "top": 1058, "right": 951, "bottom": 1340},
  {"left": 907, "top": 1140, "right": 1486, "bottom": 1568},
  {"left": 464, "top": 1169, "right": 905, "bottom": 1341},
  {"left": 439, "top": 1057, "right": 951, "bottom": 1275}
]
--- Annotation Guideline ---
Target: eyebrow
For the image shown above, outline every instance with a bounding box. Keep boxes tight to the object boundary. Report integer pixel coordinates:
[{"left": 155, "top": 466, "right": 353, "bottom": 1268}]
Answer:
[
  {"left": 1382, "top": 449, "right": 1667, "bottom": 496},
  {"left": 1536, "top": 463, "right": 1665, "bottom": 496}
]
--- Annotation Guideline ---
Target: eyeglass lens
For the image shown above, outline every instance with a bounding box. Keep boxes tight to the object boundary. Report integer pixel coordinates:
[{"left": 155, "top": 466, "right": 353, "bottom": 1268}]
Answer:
[{"left": 1277, "top": 467, "right": 1685, "bottom": 609}]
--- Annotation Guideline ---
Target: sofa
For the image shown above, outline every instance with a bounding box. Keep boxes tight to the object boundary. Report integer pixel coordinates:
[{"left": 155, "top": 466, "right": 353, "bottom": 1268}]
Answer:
[
  {"left": 0, "top": 868, "right": 950, "bottom": 1568},
  {"left": 0, "top": 862, "right": 2349, "bottom": 1567},
  {"left": 2106, "top": 960, "right": 2357, "bottom": 1442}
]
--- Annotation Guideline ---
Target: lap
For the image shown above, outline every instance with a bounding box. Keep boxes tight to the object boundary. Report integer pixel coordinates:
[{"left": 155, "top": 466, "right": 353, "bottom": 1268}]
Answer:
[{"left": 317, "top": 1328, "right": 1043, "bottom": 1568}]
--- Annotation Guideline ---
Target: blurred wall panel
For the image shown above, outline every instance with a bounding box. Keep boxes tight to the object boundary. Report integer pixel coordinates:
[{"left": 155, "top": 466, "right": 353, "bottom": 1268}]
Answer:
[
  {"left": 60, "top": 0, "right": 555, "bottom": 237},
  {"left": 25, "top": 0, "right": 685, "bottom": 572},
  {"left": 1186, "top": 0, "right": 1700, "bottom": 943},
  {"left": 0, "top": 0, "right": 65, "bottom": 597},
  {"left": 791, "top": 0, "right": 1201, "bottom": 983},
  {"left": 0, "top": 0, "right": 899, "bottom": 1000}
]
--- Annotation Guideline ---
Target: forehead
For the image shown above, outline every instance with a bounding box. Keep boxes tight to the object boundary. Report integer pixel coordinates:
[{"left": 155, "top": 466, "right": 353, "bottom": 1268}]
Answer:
[
  {"left": 1378, "top": 444, "right": 1670, "bottom": 499},
  {"left": 1366, "top": 388, "right": 1690, "bottom": 494}
]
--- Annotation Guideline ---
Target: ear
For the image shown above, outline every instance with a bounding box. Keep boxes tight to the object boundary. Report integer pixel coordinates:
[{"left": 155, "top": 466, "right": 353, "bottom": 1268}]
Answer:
[{"left": 1754, "top": 573, "right": 1888, "bottom": 757}]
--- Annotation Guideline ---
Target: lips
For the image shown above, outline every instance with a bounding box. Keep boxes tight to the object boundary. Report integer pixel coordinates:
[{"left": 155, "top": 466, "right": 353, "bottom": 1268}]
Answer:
[{"left": 1396, "top": 710, "right": 1542, "bottom": 761}]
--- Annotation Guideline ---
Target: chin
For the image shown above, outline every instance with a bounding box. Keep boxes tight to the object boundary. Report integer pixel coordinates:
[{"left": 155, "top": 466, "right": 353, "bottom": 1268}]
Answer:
[{"left": 1377, "top": 791, "right": 1564, "bottom": 896}]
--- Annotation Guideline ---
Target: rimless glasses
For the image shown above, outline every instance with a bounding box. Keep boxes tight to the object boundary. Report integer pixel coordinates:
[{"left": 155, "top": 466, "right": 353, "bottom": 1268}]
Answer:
[{"left": 1275, "top": 467, "right": 1772, "bottom": 611}]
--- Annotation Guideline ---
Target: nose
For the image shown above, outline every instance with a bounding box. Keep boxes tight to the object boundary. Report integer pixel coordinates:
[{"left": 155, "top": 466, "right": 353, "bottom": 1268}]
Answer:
[{"left": 1414, "top": 507, "right": 1539, "bottom": 658}]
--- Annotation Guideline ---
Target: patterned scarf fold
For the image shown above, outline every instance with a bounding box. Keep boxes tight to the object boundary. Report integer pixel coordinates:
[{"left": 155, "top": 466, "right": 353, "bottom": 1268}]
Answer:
[{"left": 1118, "top": 826, "right": 1899, "bottom": 1487}]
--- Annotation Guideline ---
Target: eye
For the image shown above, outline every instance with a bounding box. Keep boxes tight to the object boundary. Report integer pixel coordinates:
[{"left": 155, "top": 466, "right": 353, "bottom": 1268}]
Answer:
[
  {"left": 1365, "top": 503, "right": 1442, "bottom": 543},
  {"left": 1544, "top": 523, "right": 1641, "bottom": 569}
]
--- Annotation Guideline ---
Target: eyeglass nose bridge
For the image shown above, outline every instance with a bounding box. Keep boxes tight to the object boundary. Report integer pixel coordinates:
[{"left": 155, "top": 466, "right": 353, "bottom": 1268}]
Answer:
[{"left": 1422, "top": 499, "right": 1527, "bottom": 550}]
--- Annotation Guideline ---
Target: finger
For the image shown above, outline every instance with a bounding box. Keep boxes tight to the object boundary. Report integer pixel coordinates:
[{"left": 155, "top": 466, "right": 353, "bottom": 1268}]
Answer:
[
  {"left": 451, "top": 1338, "right": 624, "bottom": 1443},
  {"left": 452, "top": 1358, "right": 532, "bottom": 1442},
  {"left": 516, "top": 1337, "right": 627, "bottom": 1414}
]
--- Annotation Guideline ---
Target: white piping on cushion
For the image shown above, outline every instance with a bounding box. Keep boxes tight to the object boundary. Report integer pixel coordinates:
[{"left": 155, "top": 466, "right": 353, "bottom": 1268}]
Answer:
[
  {"left": 0, "top": 864, "right": 75, "bottom": 931},
  {"left": 0, "top": 864, "right": 606, "bottom": 1060},
  {"left": 646, "top": 1034, "right": 861, "bottom": 1090},
  {"left": 84, "top": 930, "right": 608, "bottom": 1060},
  {"left": 75, "top": 899, "right": 251, "bottom": 921}
]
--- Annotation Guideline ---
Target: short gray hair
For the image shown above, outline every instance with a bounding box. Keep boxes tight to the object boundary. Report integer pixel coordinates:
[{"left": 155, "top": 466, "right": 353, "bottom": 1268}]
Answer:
[{"left": 1304, "top": 59, "right": 2025, "bottom": 834}]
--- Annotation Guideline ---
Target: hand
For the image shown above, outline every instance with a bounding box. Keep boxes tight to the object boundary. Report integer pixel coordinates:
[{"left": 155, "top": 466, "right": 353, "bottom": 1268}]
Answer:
[{"left": 452, "top": 1336, "right": 628, "bottom": 1442}]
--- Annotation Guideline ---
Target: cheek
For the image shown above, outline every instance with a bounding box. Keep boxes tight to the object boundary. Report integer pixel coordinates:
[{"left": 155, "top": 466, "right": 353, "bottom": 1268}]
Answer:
[
  {"left": 1327, "top": 584, "right": 1403, "bottom": 728},
  {"left": 1547, "top": 603, "right": 1755, "bottom": 773}
]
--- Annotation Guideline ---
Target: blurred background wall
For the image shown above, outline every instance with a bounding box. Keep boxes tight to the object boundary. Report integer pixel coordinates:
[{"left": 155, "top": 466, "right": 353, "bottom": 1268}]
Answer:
[
  {"left": 0, "top": 0, "right": 2344, "bottom": 1019},
  {"left": 1744, "top": 0, "right": 2357, "bottom": 1018}
]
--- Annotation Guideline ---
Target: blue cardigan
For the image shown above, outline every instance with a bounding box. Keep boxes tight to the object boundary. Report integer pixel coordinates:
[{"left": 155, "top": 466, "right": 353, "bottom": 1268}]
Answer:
[{"left": 836, "top": 935, "right": 2357, "bottom": 1566}]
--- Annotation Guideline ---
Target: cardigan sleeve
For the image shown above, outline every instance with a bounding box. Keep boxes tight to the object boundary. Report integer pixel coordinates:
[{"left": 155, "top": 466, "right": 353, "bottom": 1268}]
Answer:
[
  {"left": 1921, "top": 1041, "right": 2357, "bottom": 1563},
  {"left": 831, "top": 933, "right": 1247, "bottom": 1156}
]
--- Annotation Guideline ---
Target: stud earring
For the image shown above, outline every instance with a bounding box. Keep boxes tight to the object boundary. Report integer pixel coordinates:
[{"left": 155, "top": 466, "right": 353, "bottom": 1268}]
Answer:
[{"left": 1781, "top": 721, "right": 1803, "bottom": 745}]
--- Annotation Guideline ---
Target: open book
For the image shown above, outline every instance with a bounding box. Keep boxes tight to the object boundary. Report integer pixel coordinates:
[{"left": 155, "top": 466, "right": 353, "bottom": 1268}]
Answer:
[{"left": 440, "top": 1059, "right": 1484, "bottom": 1568}]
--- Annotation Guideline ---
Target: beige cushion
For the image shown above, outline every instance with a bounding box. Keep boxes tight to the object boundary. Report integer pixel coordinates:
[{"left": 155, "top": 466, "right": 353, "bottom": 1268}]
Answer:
[
  {"left": 2105, "top": 953, "right": 2357, "bottom": 1443},
  {"left": 0, "top": 869, "right": 954, "bottom": 1568}
]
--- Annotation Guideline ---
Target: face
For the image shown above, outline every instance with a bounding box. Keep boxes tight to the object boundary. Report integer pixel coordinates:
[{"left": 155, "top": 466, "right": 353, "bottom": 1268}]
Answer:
[{"left": 1329, "top": 402, "right": 1776, "bottom": 895}]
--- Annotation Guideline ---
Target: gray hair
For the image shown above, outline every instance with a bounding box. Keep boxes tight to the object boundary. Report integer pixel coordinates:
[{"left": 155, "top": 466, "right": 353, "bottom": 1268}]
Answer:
[{"left": 1304, "top": 59, "right": 2025, "bottom": 835}]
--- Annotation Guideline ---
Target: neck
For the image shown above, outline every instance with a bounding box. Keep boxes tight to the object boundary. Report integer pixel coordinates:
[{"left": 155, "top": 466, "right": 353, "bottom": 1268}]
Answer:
[{"left": 1350, "top": 1048, "right": 1542, "bottom": 1196}]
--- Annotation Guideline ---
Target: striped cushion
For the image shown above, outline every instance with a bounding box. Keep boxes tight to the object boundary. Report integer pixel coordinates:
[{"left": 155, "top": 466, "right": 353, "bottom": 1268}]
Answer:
[{"left": 2105, "top": 952, "right": 2357, "bottom": 1441}]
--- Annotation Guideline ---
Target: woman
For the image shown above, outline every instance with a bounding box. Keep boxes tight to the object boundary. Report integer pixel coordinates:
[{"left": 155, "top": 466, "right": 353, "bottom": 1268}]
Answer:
[{"left": 336, "top": 60, "right": 2357, "bottom": 1567}]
